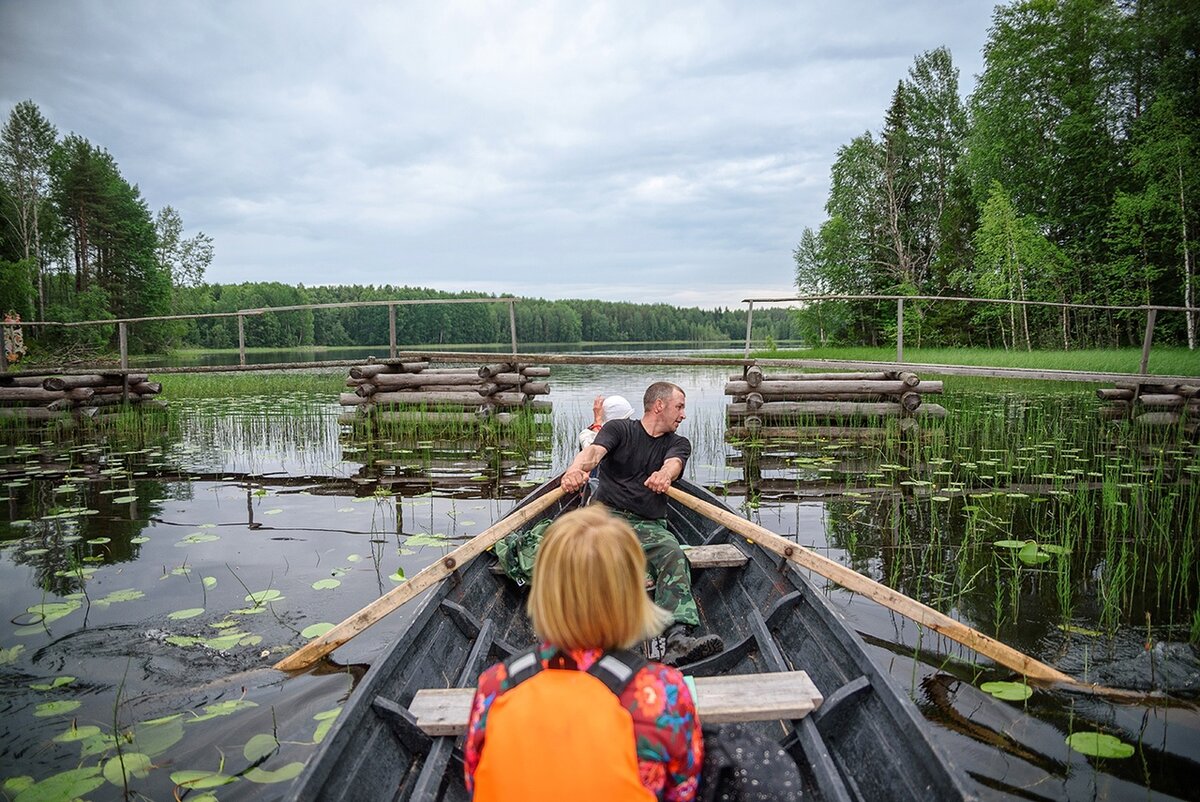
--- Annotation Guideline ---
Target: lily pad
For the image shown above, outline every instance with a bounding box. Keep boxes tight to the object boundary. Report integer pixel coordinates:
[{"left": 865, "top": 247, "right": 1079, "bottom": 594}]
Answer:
[
  {"left": 13, "top": 766, "right": 104, "bottom": 802},
  {"left": 312, "top": 707, "right": 342, "bottom": 744},
  {"left": 130, "top": 536, "right": 151, "bottom": 544},
  {"left": 993, "top": 540, "right": 1027, "bottom": 550},
  {"left": 168, "top": 608, "right": 205, "bottom": 620},
  {"left": 301, "top": 622, "right": 334, "bottom": 639},
  {"left": 86, "top": 537, "right": 111, "bottom": 545},
  {"left": 1017, "top": 542, "right": 1051, "bottom": 565},
  {"left": 94, "top": 588, "right": 145, "bottom": 607},
  {"left": 176, "top": 533, "right": 220, "bottom": 546},
  {"left": 1066, "top": 731, "right": 1135, "bottom": 759},
  {"left": 130, "top": 714, "right": 185, "bottom": 757},
  {"left": 203, "top": 576, "right": 217, "bottom": 589},
  {"left": 243, "top": 732, "right": 279, "bottom": 762},
  {"left": 34, "top": 700, "right": 81, "bottom": 717},
  {"left": 0, "top": 644, "right": 25, "bottom": 665},
  {"left": 30, "top": 676, "right": 75, "bottom": 691},
  {"left": 103, "top": 752, "right": 153, "bottom": 786},
  {"left": 980, "top": 681, "right": 1033, "bottom": 701},
  {"left": 187, "top": 698, "right": 258, "bottom": 723},
  {"left": 404, "top": 534, "right": 449, "bottom": 548},
  {"left": 244, "top": 589, "right": 283, "bottom": 605},
  {"left": 245, "top": 762, "right": 305, "bottom": 784},
  {"left": 312, "top": 578, "right": 341, "bottom": 590},
  {"left": 51, "top": 723, "right": 102, "bottom": 743}
]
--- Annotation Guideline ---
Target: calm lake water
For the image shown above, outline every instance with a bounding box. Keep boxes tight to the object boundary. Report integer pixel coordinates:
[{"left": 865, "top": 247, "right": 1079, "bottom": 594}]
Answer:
[{"left": 1, "top": 356, "right": 1197, "bottom": 801}]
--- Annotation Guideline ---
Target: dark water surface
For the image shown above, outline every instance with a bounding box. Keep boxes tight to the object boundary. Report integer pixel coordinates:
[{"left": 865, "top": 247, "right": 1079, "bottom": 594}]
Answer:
[{"left": 1, "top": 359, "right": 1198, "bottom": 801}]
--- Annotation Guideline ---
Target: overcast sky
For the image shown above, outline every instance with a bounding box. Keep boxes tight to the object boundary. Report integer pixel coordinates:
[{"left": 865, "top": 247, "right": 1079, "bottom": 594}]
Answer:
[{"left": 0, "top": 1, "right": 995, "bottom": 310}]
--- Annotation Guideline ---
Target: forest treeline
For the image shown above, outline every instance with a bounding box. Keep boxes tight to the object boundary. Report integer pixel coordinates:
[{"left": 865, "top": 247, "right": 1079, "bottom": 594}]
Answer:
[
  {"left": 3, "top": 0, "right": 1196, "bottom": 354},
  {"left": 795, "top": 0, "right": 1197, "bottom": 351}
]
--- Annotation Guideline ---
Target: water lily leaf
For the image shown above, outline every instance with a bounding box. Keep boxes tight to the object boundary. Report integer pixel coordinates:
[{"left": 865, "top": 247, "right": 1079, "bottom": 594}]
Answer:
[
  {"left": 1057, "top": 623, "right": 1103, "bottom": 637},
  {"left": 232, "top": 606, "right": 268, "bottom": 615},
  {"left": 113, "top": 496, "right": 138, "bottom": 504},
  {"left": 312, "top": 578, "right": 341, "bottom": 590},
  {"left": 203, "top": 632, "right": 248, "bottom": 650},
  {"left": 13, "top": 766, "right": 104, "bottom": 802},
  {"left": 993, "top": 540, "right": 1026, "bottom": 550},
  {"left": 1017, "top": 543, "right": 1051, "bottom": 565},
  {"left": 0, "top": 644, "right": 24, "bottom": 665},
  {"left": 130, "top": 714, "right": 185, "bottom": 757},
  {"left": 980, "top": 681, "right": 1033, "bottom": 701},
  {"left": 3, "top": 777, "right": 33, "bottom": 794},
  {"left": 1039, "top": 544, "right": 1071, "bottom": 555},
  {"left": 187, "top": 699, "right": 258, "bottom": 723},
  {"left": 169, "top": 769, "right": 238, "bottom": 789},
  {"left": 404, "top": 534, "right": 449, "bottom": 548},
  {"left": 1066, "top": 731, "right": 1135, "bottom": 759},
  {"left": 176, "top": 533, "right": 220, "bottom": 546},
  {"left": 166, "top": 635, "right": 203, "bottom": 647},
  {"left": 51, "top": 723, "right": 102, "bottom": 743},
  {"left": 86, "top": 537, "right": 111, "bottom": 545},
  {"left": 103, "top": 752, "right": 153, "bottom": 786},
  {"left": 203, "top": 576, "right": 217, "bottom": 589},
  {"left": 245, "top": 762, "right": 305, "bottom": 784},
  {"left": 168, "top": 608, "right": 205, "bottom": 620},
  {"left": 312, "top": 707, "right": 342, "bottom": 743},
  {"left": 243, "top": 732, "right": 279, "bottom": 762},
  {"left": 263, "top": 508, "right": 284, "bottom": 515},
  {"left": 301, "top": 622, "right": 334, "bottom": 639},
  {"left": 22, "top": 548, "right": 48, "bottom": 556},
  {"left": 130, "top": 536, "right": 151, "bottom": 544},
  {"left": 27, "top": 600, "right": 81, "bottom": 625},
  {"left": 244, "top": 589, "right": 283, "bottom": 605},
  {"left": 389, "top": 570, "right": 406, "bottom": 583},
  {"left": 346, "top": 554, "right": 363, "bottom": 562},
  {"left": 34, "top": 700, "right": 81, "bottom": 717},
  {"left": 30, "top": 676, "right": 75, "bottom": 691},
  {"left": 94, "top": 588, "right": 144, "bottom": 607}
]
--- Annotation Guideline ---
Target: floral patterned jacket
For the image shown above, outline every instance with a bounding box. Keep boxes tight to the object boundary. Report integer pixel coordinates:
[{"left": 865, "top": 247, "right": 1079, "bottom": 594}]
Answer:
[{"left": 463, "top": 643, "right": 703, "bottom": 801}]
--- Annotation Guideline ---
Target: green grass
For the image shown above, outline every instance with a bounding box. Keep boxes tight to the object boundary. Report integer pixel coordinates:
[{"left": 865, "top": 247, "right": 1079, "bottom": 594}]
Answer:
[
  {"left": 160, "top": 370, "right": 344, "bottom": 399},
  {"left": 758, "top": 346, "right": 1198, "bottom": 376}
]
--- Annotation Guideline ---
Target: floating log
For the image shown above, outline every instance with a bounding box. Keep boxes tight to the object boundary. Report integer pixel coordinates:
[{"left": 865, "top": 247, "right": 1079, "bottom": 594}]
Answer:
[
  {"left": 1096, "top": 388, "right": 1135, "bottom": 401},
  {"left": 348, "top": 362, "right": 429, "bottom": 380},
  {"left": 727, "top": 401, "right": 946, "bottom": 419},
  {"left": 478, "top": 362, "right": 515, "bottom": 379},
  {"left": 724, "top": 380, "right": 942, "bottom": 396},
  {"left": 42, "top": 374, "right": 147, "bottom": 391}
]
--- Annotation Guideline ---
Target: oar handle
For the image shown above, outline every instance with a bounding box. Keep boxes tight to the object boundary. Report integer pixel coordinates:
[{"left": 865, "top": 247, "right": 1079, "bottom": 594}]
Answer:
[
  {"left": 274, "top": 485, "right": 566, "bottom": 671},
  {"left": 665, "top": 487, "right": 1078, "bottom": 687}
]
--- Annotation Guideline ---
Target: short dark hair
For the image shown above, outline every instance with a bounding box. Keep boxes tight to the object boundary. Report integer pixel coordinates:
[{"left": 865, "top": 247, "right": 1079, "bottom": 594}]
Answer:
[{"left": 643, "top": 381, "right": 684, "bottom": 411}]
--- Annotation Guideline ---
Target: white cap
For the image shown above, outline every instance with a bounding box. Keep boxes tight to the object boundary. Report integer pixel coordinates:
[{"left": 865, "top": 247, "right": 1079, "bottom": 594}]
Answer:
[{"left": 602, "top": 395, "right": 636, "bottom": 422}]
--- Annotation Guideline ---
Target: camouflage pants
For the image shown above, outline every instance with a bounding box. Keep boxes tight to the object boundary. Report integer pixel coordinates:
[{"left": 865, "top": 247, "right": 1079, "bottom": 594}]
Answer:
[
  {"left": 494, "top": 509, "right": 700, "bottom": 627},
  {"left": 612, "top": 510, "right": 699, "bottom": 628}
]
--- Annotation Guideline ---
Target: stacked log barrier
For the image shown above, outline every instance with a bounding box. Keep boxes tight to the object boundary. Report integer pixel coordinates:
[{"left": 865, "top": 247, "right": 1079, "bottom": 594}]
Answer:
[
  {"left": 339, "top": 360, "right": 551, "bottom": 426},
  {"left": 724, "top": 367, "right": 945, "bottom": 437},
  {"left": 1096, "top": 382, "right": 1199, "bottom": 432},
  {"left": 0, "top": 372, "right": 166, "bottom": 422}
]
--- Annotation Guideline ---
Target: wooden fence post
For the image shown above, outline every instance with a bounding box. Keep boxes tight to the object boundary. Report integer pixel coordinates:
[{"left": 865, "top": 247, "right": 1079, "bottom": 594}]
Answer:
[
  {"left": 508, "top": 300, "right": 518, "bottom": 355},
  {"left": 389, "top": 304, "right": 397, "bottom": 358},
  {"left": 1139, "top": 308, "right": 1157, "bottom": 375},
  {"left": 896, "top": 299, "right": 904, "bottom": 364},
  {"left": 119, "top": 321, "right": 128, "bottom": 370},
  {"left": 238, "top": 314, "right": 246, "bottom": 366},
  {"left": 743, "top": 301, "right": 755, "bottom": 358}
]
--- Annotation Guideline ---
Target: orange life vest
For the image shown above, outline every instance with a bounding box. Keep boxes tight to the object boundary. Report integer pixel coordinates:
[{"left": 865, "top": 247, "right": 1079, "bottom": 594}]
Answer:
[{"left": 473, "top": 648, "right": 655, "bottom": 802}]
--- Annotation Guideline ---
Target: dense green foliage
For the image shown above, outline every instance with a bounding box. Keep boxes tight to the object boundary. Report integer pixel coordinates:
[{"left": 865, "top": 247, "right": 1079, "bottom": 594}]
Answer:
[{"left": 795, "top": 0, "right": 1198, "bottom": 351}]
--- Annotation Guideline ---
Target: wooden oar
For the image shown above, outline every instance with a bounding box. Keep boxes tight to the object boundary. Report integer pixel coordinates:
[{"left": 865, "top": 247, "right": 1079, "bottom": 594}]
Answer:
[
  {"left": 275, "top": 485, "right": 567, "bottom": 671},
  {"left": 666, "top": 486, "right": 1148, "bottom": 698}
]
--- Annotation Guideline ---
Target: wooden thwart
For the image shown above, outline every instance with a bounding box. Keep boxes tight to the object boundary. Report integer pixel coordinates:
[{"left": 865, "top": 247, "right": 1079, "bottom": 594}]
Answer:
[{"left": 407, "top": 670, "right": 822, "bottom": 736}]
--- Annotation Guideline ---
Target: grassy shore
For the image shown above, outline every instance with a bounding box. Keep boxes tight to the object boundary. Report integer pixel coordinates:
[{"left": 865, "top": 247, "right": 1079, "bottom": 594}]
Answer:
[{"left": 757, "top": 346, "right": 1198, "bottom": 376}]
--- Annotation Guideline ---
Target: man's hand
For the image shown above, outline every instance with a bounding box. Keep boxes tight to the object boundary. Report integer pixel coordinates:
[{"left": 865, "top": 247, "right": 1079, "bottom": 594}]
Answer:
[
  {"left": 643, "top": 457, "right": 684, "bottom": 494},
  {"left": 561, "top": 466, "right": 589, "bottom": 494}
]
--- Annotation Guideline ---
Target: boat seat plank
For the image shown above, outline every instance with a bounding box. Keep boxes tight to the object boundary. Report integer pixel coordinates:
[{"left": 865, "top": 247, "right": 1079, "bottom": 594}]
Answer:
[
  {"left": 408, "top": 670, "right": 822, "bottom": 736},
  {"left": 489, "top": 543, "right": 747, "bottom": 576}
]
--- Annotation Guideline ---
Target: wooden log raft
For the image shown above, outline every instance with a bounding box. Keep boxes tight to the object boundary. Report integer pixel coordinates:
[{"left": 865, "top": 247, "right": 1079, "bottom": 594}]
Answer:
[
  {"left": 1097, "top": 382, "right": 1199, "bottom": 425},
  {"left": 725, "top": 369, "right": 941, "bottom": 426},
  {"left": 341, "top": 362, "right": 552, "bottom": 420},
  {"left": 0, "top": 372, "right": 164, "bottom": 418}
]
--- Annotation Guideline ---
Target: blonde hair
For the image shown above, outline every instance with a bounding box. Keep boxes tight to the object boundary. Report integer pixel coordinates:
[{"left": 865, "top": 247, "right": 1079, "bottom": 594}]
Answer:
[{"left": 527, "top": 505, "right": 672, "bottom": 651}]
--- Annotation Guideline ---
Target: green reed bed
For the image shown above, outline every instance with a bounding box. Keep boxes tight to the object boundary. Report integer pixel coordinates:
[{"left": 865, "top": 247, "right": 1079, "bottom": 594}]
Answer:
[{"left": 720, "top": 390, "right": 1199, "bottom": 646}]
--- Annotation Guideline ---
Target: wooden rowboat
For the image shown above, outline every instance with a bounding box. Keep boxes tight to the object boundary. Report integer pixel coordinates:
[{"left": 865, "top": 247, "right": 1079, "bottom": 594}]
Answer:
[{"left": 289, "top": 478, "right": 973, "bottom": 801}]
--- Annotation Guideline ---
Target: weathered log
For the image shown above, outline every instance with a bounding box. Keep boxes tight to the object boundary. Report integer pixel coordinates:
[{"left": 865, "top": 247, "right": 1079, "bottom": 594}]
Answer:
[
  {"left": 520, "top": 367, "right": 551, "bottom": 377},
  {"left": 727, "top": 401, "right": 947, "bottom": 419},
  {"left": 372, "top": 372, "right": 489, "bottom": 389},
  {"left": 339, "top": 392, "right": 369, "bottom": 406},
  {"left": 724, "top": 380, "right": 941, "bottom": 396},
  {"left": 83, "top": 394, "right": 145, "bottom": 408},
  {"left": 130, "top": 382, "right": 161, "bottom": 395},
  {"left": 0, "top": 406, "right": 71, "bottom": 420},
  {"left": 42, "top": 374, "right": 147, "bottom": 391},
  {"left": 348, "top": 362, "right": 429, "bottom": 380},
  {"left": 730, "top": 371, "right": 892, "bottom": 383},
  {"left": 65, "top": 387, "right": 96, "bottom": 401},
  {"left": 355, "top": 382, "right": 377, "bottom": 398},
  {"left": 1136, "top": 412, "right": 1181, "bottom": 425},
  {"left": 409, "top": 384, "right": 487, "bottom": 394},
  {"left": 489, "top": 372, "right": 528, "bottom": 386},
  {"left": 1098, "top": 405, "right": 1131, "bottom": 420},
  {"left": 346, "top": 377, "right": 367, "bottom": 387},
  {"left": 743, "top": 365, "right": 764, "bottom": 388},
  {"left": 1096, "top": 388, "right": 1135, "bottom": 401},
  {"left": 46, "top": 398, "right": 76, "bottom": 411},
  {"left": 373, "top": 391, "right": 490, "bottom": 406},
  {"left": 1136, "top": 394, "right": 1186, "bottom": 408},
  {"left": 478, "top": 362, "right": 515, "bottom": 378},
  {"left": 1179, "top": 385, "right": 1199, "bottom": 398},
  {"left": 745, "top": 392, "right": 764, "bottom": 411},
  {"left": 0, "top": 387, "right": 66, "bottom": 404},
  {"left": 726, "top": 425, "right": 898, "bottom": 441},
  {"left": 0, "top": 375, "right": 49, "bottom": 387},
  {"left": 892, "top": 371, "right": 920, "bottom": 387},
  {"left": 520, "top": 382, "right": 549, "bottom": 396},
  {"left": 735, "top": 392, "right": 899, "bottom": 403},
  {"left": 899, "top": 392, "right": 922, "bottom": 412}
]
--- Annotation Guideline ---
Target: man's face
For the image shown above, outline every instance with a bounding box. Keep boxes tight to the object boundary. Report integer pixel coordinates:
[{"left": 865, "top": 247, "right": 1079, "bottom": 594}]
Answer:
[{"left": 658, "top": 390, "right": 686, "bottom": 432}]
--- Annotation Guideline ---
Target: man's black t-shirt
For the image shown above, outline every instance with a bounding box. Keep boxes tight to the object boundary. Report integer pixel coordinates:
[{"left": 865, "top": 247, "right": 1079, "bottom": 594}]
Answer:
[{"left": 592, "top": 418, "right": 691, "bottom": 520}]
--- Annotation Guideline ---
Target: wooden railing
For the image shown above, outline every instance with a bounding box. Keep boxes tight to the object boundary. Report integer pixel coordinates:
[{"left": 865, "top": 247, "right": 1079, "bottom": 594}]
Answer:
[
  {"left": 1, "top": 296, "right": 521, "bottom": 373},
  {"left": 741, "top": 294, "right": 1199, "bottom": 376}
]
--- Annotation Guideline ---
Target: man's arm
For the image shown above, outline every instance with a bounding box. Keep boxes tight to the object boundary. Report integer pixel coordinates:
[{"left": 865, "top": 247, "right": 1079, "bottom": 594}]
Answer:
[
  {"left": 644, "top": 456, "right": 684, "bottom": 494},
  {"left": 561, "top": 443, "right": 608, "bottom": 493}
]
